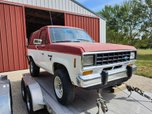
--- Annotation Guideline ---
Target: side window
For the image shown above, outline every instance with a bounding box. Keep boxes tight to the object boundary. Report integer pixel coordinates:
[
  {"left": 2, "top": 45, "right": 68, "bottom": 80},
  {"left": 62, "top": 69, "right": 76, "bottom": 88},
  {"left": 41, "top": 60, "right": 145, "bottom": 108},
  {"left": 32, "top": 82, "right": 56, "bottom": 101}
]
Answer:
[
  {"left": 29, "top": 32, "right": 37, "bottom": 45},
  {"left": 39, "top": 29, "right": 49, "bottom": 45}
]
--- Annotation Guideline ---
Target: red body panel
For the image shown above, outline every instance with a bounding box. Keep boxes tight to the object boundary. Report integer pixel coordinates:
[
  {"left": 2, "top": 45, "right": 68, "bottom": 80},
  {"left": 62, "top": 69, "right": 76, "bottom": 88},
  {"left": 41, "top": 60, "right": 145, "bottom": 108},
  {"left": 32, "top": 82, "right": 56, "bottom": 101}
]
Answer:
[
  {"left": 54, "top": 43, "right": 136, "bottom": 52},
  {"left": 28, "top": 42, "right": 136, "bottom": 56}
]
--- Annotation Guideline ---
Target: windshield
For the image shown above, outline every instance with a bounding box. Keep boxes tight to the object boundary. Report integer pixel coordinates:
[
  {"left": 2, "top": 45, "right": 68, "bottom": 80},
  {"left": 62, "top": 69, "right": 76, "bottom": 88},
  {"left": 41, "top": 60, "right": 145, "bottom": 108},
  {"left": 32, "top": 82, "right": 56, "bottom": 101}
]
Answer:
[{"left": 50, "top": 27, "right": 93, "bottom": 43}]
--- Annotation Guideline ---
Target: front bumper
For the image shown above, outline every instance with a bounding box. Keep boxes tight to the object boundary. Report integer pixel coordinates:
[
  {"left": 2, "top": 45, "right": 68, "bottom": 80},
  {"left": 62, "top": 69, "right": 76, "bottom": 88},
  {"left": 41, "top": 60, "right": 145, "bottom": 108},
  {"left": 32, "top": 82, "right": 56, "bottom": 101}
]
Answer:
[{"left": 77, "top": 65, "right": 137, "bottom": 89}]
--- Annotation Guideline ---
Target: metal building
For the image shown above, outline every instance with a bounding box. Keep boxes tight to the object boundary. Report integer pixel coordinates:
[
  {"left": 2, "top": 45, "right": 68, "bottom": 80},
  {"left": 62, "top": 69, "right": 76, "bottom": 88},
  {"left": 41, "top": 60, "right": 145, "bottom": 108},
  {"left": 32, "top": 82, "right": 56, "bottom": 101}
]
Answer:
[{"left": 0, "top": 0, "right": 106, "bottom": 72}]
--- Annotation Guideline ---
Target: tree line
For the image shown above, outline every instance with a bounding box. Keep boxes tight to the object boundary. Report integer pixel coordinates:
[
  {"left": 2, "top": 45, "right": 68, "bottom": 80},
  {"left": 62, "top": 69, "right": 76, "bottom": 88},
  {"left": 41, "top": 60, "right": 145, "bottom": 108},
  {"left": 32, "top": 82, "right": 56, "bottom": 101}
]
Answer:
[{"left": 98, "top": 0, "right": 152, "bottom": 49}]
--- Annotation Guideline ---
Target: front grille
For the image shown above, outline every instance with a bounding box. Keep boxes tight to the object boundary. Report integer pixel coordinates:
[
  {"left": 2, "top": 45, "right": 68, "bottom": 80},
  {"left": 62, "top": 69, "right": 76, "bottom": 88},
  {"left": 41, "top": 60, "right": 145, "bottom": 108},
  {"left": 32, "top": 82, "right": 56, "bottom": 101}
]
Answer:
[{"left": 96, "top": 51, "right": 131, "bottom": 65}]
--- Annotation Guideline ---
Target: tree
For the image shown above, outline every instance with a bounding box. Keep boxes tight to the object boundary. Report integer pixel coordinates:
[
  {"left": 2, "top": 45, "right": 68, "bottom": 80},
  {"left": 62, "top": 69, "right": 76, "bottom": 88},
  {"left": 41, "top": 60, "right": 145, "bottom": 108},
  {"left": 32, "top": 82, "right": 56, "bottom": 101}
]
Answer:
[{"left": 97, "top": 0, "right": 152, "bottom": 48}]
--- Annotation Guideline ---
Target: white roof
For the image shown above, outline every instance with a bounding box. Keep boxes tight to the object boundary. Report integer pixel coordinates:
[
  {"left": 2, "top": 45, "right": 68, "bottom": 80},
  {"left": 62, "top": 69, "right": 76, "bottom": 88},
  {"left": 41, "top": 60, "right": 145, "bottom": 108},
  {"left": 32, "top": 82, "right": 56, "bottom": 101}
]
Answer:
[{"left": 4, "top": 0, "right": 101, "bottom": 18}]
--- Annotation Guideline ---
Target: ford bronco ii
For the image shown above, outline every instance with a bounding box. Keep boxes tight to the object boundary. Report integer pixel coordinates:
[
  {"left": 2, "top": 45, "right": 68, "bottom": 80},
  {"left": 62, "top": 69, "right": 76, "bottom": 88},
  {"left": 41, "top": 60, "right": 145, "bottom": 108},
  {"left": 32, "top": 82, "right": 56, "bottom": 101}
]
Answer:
[{"left": 28, "top": 26, "right": 136, "bottom": 105}]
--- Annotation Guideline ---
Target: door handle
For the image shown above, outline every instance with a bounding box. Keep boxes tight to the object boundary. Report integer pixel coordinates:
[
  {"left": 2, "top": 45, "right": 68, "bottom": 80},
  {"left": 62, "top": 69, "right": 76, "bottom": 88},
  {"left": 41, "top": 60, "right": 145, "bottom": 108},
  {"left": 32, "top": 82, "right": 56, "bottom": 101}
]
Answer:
[
  {"left": 41, "top": 45, "right": 45, "bottom": 48},
  {"left": 48, "top": 55, "right": 52, "bottom": 61},
  {"left": 41, "top": 53, "right": 44, "bottom": 55}
]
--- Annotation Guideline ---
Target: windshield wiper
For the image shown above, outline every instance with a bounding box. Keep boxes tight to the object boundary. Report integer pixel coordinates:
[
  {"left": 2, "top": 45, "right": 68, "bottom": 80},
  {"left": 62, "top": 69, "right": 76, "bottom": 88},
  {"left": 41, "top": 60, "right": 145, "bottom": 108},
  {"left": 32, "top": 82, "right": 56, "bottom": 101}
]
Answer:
[
  {"left": 53, "top": 40, "right": 80, "bottom": 43},
  {"left": 53, "top": 40, "right": 72, "bottom": 43},
  {"left": 77, "top": 39, "right": 90, "bottom": 42}
]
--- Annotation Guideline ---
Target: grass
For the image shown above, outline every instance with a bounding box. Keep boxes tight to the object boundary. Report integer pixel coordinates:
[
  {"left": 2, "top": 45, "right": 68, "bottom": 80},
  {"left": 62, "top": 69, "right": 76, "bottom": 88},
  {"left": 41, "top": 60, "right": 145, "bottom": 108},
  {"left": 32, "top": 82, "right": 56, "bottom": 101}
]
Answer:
[{"left": 135, "top": 49, "right": 152, "bottom": 78}]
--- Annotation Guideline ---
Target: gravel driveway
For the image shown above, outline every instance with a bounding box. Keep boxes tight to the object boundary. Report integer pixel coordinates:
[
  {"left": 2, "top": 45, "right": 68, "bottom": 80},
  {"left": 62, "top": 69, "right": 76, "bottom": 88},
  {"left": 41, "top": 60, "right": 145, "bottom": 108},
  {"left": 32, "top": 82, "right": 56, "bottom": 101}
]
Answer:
[{"left": 0, "top": 69, "right": 152, "bottom": 114}]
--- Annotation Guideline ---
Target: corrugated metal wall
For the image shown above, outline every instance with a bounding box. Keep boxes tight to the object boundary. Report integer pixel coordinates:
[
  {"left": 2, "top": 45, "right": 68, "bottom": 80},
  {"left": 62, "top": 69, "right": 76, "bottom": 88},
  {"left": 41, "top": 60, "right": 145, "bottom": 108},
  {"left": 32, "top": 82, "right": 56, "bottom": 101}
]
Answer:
[
  {"left": 0, "top": 3, "right": 27, "bottom": 72},
  {"left": 65, "top": 13, "right": 100, "bottom": 42},
  {"left": 2, "top": 0, "right": 106, "bottom": 43},
  {"left": 4, "top": 0, "right": 97, "bottom": 17}
]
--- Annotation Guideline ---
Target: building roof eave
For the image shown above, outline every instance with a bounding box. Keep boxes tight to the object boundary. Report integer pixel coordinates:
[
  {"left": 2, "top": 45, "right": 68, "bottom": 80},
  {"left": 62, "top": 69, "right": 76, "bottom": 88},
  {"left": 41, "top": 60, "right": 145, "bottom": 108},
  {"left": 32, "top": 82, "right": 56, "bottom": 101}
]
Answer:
[{"left": 71, "top": 0, "right": 106, "bottom": 21}]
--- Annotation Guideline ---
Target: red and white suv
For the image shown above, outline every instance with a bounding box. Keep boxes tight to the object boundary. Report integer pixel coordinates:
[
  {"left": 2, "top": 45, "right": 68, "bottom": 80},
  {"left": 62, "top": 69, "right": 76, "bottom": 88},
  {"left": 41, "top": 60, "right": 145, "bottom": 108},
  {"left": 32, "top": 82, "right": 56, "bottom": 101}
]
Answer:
[{"left": 28, "top": 26, "right": 137, "bottom": 105}]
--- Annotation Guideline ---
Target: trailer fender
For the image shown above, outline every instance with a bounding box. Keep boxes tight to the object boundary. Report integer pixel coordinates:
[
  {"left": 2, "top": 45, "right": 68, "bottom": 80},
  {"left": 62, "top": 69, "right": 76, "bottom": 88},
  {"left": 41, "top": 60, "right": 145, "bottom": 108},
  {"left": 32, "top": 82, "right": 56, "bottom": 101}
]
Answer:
[
  {"left": 27, "top": 83, "right": 44, "bottom": 111},
  {"left": 22, "top": 75, "right": 44, "bottom": 112}
]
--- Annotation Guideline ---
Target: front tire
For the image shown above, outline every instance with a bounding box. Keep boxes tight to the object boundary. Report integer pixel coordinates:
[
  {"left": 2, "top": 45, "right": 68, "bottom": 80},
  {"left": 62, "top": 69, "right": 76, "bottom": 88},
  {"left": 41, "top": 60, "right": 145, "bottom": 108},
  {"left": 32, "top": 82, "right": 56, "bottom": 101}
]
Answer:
[
  {"left": 29, "top": 59, "right": 40, "bottom": 77},
  {"left": 53, "top": 69, "right": 75, "bottom": 105}
]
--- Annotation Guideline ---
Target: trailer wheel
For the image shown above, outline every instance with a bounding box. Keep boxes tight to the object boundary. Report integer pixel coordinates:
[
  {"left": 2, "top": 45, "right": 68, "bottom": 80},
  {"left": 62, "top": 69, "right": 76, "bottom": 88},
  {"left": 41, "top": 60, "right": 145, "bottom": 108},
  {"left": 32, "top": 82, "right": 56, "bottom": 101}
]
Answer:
[
  {"left": 25, "top": 87, "right": 34, "bottom": 114},
  {"left": 29, "top": 59, "right": 40, "bottom": 77},
  {"left": 21, "top": 79, "right": 26, "bottom": 102},
  {"left": 53, "top": 69, "right": 75, "bottom": 105}
]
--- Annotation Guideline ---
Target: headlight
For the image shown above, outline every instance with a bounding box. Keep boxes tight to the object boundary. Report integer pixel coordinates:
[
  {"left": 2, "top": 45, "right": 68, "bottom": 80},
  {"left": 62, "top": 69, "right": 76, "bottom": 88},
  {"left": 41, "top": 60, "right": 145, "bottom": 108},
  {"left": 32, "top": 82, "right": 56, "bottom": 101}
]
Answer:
[
  {"left": 83, "top": 55, "right": 94, "bottom": 67},
  {"left": 130, "top": 52, "right": 136, "bottom": 59}
]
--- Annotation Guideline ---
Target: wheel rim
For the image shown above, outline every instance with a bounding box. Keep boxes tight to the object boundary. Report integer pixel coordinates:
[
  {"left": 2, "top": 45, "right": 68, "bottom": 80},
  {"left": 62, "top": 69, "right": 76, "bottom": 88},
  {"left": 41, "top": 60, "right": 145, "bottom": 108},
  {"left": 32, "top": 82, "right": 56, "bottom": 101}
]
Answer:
[
  {"left": 26, "top": 93, "right": 31, "bottom": 111},
  {"left": 54, "top": 76, "right": 63, "bottom": 99}
]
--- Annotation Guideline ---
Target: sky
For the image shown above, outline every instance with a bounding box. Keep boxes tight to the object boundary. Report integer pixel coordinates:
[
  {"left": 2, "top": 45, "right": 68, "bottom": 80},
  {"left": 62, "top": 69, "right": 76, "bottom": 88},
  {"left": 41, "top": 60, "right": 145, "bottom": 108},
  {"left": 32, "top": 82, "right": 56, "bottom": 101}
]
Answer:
[{"left": 76, "top": 0, "right": 127, "bottom": 12}]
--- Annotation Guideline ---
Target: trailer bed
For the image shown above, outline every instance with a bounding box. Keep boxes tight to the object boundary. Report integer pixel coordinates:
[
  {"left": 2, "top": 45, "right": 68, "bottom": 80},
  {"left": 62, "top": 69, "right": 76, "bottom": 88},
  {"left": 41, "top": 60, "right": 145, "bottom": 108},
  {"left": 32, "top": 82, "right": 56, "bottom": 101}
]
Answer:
[{"left": 24, "top": 72, "right": 152, "bottom": 114}]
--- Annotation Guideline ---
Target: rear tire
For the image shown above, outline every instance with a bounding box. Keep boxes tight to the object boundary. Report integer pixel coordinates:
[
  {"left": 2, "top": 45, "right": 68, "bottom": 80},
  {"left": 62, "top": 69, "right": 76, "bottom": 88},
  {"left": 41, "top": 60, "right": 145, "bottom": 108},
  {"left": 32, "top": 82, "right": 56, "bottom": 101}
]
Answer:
[
  {"left": 21, "top": 78, "right": 26, "bottom": 102},
  {"left": 53, "top": 69, "right": 75, "bottom": 105},
  {"left": 29, "top": 59, "right": 40, "bottom": 77}
]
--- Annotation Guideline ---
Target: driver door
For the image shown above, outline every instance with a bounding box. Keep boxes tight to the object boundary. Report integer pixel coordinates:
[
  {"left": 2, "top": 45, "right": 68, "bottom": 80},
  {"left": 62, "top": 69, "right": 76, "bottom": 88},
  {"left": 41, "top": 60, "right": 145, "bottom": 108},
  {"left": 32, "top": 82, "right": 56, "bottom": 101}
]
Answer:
[{"left": 36, "top": 28, "right": 50, "bottom": 69}]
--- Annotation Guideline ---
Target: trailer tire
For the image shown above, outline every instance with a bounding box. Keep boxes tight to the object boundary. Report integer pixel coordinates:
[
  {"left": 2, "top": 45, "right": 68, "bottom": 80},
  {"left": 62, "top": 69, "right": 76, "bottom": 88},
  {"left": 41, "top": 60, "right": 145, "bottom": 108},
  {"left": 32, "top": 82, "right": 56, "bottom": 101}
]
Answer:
[
  {"left": 21, "top": 79, "right": 26, "bottom": 102},
  {"left": 25, "top": 86, "right": 35, "bottom": 114},
  {"left": 29, "top": 59, "right": 40, "bottom": 77},
  {"left": 53, "top": 69, "right": 75, "bottom": 105}
]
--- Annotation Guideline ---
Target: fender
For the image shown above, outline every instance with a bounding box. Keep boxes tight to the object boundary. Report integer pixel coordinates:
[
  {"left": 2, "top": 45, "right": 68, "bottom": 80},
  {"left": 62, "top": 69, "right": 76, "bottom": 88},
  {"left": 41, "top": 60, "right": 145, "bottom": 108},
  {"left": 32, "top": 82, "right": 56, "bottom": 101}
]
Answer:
[
  {"left": 52, "top": 55, "right": 81, "bottom": 86},
  {"left": 23, "top": 75, "right": 44, "bottom": 111},
  {"left": 28, "top": 83, "right": 44, "bottom": 111}
]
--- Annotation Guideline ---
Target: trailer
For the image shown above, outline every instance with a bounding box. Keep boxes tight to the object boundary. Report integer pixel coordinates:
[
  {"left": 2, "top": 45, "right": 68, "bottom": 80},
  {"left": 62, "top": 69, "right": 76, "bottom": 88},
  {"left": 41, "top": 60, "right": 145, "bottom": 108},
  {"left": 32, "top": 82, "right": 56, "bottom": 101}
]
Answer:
[
  {"left": 21, "top": 72, "right": 152, "bottom": 114},
  {"left": 0, "top": 75, "right": 13, "bottom": 114}
]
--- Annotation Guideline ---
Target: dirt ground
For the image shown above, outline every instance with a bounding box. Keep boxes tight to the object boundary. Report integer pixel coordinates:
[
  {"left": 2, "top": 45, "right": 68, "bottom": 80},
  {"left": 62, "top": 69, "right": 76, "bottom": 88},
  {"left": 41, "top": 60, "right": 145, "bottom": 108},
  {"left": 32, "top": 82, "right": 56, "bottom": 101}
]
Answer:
[{"left": 0, "top": 69, "right": 152, "bottom": 114}]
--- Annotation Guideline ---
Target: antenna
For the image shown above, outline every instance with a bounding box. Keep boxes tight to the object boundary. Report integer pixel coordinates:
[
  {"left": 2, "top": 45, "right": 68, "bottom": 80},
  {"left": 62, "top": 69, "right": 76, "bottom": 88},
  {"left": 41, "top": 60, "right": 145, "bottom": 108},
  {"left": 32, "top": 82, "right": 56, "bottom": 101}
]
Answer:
[
  {"left": 49, "top": 11, "right": 54, "bottom": 25},
  {"left": 49, "top": 11, "right": 56, "bottom": 42}
]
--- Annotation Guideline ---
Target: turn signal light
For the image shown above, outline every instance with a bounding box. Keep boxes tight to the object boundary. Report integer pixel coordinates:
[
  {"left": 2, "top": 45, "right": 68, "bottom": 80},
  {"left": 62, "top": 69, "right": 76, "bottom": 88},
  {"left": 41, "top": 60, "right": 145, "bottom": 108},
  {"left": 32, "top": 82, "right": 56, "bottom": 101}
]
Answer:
[{"left": 82, "top": 70, "right": 93, "bottom": 76}]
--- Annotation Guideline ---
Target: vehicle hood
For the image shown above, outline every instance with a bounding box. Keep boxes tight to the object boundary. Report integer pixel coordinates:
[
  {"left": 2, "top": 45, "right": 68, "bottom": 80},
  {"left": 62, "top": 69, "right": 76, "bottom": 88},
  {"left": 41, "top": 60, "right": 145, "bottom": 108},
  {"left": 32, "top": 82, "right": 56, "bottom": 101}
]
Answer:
[{"left": 53, "top": 42, "right": 136, "bottom": 52}]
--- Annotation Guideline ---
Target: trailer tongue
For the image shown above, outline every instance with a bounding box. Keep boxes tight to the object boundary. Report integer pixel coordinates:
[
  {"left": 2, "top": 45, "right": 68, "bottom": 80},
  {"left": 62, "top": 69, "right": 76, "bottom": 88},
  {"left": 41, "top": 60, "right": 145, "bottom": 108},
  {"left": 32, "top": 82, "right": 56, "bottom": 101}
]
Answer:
[{"left": 21, "top": 72, "right": 152, "bottom": 114}]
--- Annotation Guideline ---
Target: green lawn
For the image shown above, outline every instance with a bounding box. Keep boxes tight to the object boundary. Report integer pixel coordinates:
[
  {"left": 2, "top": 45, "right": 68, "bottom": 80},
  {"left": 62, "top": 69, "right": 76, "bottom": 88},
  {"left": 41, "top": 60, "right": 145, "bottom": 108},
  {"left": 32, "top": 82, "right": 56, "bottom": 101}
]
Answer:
[{"left": 135, "top": 49, "right": 152, "bottom": 78}]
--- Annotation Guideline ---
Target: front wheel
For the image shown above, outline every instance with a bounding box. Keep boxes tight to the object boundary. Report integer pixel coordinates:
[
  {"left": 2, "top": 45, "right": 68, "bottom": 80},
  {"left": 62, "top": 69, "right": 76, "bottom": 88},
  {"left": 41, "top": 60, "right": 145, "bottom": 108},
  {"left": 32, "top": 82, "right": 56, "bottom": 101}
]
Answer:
[
  {"left": 53, "top": 69, "right": 75, "bottom": 105},
  {"left": 29, "top": 59, "right": 40, "bottom": 77}
]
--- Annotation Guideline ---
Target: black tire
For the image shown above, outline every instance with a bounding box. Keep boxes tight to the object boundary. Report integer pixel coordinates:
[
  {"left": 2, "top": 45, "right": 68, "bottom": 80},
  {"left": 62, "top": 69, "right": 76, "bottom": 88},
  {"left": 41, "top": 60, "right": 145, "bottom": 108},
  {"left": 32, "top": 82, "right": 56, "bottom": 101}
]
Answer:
[
  {"left": 21, "top": 78, "right": 26, "bottom": 102},
  {"left": 25, "top": 86, "right": 35, "bottom": 114},
  {"left": 53, "top": 69, "right": 75, "bottom": 105},
  {"left": 29, "top": 59, "right": 40, "bottom": 77}
]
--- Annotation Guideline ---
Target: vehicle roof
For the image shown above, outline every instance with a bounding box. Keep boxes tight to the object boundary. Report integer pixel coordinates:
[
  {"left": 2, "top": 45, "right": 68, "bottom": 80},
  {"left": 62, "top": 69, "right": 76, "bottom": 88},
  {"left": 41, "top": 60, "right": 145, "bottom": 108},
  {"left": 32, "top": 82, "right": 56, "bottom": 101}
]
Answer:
[
  {"left": 42, "top": 25, "right": 83, "bottom": 30},
  {"left": 31, "top": 25, "right": 83, "bottom": 36}
]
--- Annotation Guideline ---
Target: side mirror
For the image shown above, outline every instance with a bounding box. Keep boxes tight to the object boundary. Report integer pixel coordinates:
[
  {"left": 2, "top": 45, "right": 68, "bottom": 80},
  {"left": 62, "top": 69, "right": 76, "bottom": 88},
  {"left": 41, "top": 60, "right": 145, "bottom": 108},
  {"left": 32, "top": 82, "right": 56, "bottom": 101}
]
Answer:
[{"left": 33, "top": 39, "right": 42, "bottom": 45}]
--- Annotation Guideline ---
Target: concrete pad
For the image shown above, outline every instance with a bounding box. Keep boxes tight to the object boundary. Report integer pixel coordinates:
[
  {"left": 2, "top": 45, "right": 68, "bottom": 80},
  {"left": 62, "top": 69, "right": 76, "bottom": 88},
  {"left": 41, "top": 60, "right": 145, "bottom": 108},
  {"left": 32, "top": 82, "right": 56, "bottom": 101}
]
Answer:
[{"left": 0, "top": 70, "right": 152, "bottom": 114}]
